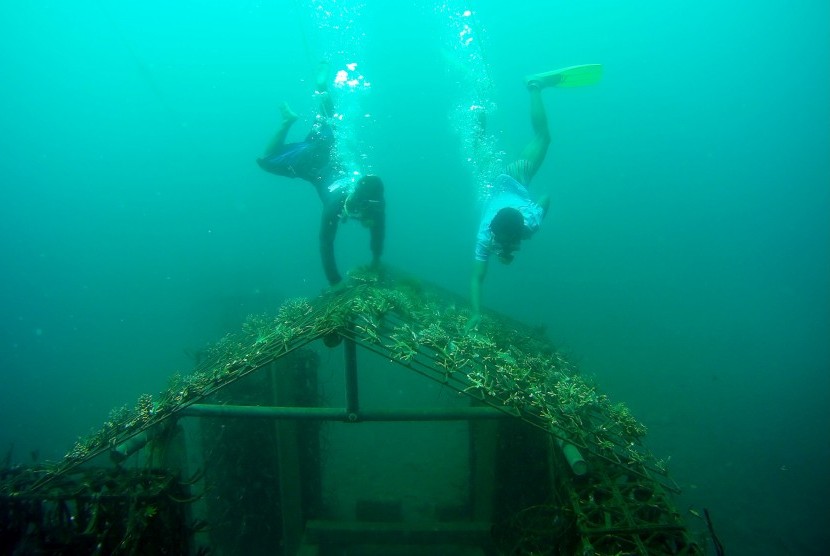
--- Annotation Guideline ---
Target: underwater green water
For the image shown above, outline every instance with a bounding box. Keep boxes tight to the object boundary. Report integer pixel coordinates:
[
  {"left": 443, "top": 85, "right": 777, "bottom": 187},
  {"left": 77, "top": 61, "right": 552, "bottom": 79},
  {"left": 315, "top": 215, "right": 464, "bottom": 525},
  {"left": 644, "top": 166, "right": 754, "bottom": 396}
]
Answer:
[{"left": 1, "top": 1, "right": 828, "bottom": 554}]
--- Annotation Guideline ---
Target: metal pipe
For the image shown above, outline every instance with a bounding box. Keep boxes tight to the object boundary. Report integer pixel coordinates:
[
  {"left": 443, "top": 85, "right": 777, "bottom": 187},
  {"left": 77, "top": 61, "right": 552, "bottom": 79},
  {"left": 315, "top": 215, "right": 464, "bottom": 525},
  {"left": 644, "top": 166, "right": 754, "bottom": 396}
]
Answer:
[
  {"left": 552, "top": 427, "right": 588, "bottom": 476},
  {"left": 180, "top": 403, "right": 509, "bottom": 422},
  {"left": 558, "top": 441, "right": 588, "bottom": 476},
  {"left": 110, "top": 430, "right": 150, "bottom": 463}
]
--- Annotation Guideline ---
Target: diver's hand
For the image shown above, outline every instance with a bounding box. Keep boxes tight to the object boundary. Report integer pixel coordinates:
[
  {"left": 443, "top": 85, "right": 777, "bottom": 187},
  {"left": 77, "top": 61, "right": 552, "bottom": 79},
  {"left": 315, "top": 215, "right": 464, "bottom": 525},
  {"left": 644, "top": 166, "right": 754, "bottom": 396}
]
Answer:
[
  {"left": 497, "top": 252, "right": 514, "bottom": 265},
  {"left": 464, "top": 312, "right": 482, "bottom": 334},
  {"left": 326, "top": 279, "right": 348, "bottom": 295},
  {"left": 372, "top": 260, "right": 387, "bottom": 280}
]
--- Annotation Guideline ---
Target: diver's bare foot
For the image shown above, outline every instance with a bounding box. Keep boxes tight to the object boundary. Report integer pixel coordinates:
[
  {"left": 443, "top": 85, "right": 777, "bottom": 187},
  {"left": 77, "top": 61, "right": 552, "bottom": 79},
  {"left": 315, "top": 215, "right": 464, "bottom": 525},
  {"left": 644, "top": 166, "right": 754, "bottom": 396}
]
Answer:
[{"left": 280, "top": 102, "right": 298, "bottom": 124}]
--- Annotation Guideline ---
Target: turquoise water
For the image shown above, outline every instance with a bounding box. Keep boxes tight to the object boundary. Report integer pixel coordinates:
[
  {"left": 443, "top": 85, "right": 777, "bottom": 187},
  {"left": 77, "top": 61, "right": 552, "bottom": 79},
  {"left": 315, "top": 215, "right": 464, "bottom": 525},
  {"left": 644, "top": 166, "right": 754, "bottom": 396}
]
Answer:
[{"left": 1, "top": 1, "right": 828, "bottom": 553}]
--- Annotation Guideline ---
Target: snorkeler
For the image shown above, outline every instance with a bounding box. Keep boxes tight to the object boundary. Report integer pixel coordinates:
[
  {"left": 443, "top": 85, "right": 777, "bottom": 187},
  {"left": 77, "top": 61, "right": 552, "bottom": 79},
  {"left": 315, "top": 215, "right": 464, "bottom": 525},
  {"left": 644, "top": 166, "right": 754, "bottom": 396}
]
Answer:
[
  {"left": 257, "top": 62, "right": 385, "bottom": 287},
  {"left": 466, "top": 64, "right": 602, "bottom": 331}
]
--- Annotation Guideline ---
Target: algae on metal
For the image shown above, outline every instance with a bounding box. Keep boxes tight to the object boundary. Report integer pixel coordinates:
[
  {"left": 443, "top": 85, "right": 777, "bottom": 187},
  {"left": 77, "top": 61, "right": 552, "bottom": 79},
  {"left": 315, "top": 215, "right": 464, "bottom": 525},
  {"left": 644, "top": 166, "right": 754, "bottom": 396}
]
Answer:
[{"left": 27, "top": 266, "right": 669, "bottom": 492}]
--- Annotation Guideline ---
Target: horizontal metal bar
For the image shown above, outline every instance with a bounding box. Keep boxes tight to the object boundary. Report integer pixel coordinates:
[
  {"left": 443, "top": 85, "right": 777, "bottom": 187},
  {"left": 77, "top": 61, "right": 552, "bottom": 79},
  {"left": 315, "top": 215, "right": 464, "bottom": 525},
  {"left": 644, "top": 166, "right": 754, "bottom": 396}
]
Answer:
[
  {"left": 304, "top": 519, "right": 492, "bottom": 544},
  {"left": 180, "top": 403, "right": 510, "bottom": 422}
]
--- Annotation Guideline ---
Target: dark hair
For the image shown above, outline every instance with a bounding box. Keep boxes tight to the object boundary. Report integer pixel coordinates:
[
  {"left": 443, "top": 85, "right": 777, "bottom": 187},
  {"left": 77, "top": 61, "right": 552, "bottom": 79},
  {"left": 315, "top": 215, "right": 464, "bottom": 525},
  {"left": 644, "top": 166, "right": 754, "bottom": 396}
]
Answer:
[
  {"left": 347, "top": 175, "right": 385, "bottom": 218},
  {"left": 353, "top": 175, "right": 384, "bottom": 202},
  {"left": 490, "top": 207, "right": 523, "bottom": 244}
]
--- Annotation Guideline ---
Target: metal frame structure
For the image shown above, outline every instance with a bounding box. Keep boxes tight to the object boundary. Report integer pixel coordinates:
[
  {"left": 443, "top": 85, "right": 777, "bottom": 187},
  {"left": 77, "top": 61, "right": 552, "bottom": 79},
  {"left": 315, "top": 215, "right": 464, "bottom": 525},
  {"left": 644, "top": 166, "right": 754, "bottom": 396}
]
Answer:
[{"left": 2, "top": 270, "right": 704, "bottom": 554}]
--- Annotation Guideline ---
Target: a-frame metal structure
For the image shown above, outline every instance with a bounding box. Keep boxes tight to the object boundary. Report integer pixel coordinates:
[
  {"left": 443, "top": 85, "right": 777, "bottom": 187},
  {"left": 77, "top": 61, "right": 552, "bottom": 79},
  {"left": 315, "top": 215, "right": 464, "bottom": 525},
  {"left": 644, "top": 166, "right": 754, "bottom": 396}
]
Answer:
[{"left": 3, "top": 269, "right": 704, "bottom": 554}]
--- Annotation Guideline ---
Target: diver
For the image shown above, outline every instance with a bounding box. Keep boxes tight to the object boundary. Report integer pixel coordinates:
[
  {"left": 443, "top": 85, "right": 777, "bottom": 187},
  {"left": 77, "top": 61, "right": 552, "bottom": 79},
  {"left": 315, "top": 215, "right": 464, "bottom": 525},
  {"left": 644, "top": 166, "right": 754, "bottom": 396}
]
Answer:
[
  {"left": 466, "top": 65, "right": 602, "bottom": 331},
  {"left": 257, "top": 62, "right": 385, "bottom": 287}
]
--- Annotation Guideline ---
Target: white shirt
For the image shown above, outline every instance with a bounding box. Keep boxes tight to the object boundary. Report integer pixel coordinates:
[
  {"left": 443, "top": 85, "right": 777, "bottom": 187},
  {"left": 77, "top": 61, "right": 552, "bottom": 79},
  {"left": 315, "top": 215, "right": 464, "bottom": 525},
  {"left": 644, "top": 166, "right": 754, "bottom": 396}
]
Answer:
[{"left": 474, "top": 174, "right": 543, "bottom": 262}]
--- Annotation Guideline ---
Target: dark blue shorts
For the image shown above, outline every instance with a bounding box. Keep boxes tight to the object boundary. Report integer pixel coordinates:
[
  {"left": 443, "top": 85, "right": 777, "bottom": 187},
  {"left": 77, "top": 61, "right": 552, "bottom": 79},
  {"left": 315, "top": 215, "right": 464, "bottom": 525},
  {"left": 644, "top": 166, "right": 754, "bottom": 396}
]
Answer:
[{"left": 257, "top": 124, "right": 335, "bottom": 184}]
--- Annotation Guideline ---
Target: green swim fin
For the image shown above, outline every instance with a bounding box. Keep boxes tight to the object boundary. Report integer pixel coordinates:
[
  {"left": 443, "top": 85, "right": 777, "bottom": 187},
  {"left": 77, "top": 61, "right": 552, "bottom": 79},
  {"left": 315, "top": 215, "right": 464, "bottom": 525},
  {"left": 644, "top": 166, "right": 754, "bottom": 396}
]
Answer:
[{"left": 525, "top": 64, "right": 603, "bottom": 89}]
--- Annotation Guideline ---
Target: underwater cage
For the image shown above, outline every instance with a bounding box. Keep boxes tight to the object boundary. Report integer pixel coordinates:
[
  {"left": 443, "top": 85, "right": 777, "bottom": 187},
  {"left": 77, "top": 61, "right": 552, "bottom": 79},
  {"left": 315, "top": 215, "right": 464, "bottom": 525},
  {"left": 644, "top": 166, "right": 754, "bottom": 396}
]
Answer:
[{"left": 1, "top": 269, "right": 706, "bottom": 555}]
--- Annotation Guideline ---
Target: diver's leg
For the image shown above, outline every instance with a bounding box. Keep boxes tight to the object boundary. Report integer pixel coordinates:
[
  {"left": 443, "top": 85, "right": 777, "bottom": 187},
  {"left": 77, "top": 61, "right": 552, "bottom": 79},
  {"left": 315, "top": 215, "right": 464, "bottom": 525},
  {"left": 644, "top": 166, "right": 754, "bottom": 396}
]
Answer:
[
  {"left": 315, "top": 61, "right": 335, "bottom": 119},
  {"left": 471, "top": 104, "right": 488, "bottom": 158},
  {"left": 263, "top": 102, "right": 299, "bottom": 156},
  {"left": 515, "top": 84, "right": 551, "bottom": 184}
]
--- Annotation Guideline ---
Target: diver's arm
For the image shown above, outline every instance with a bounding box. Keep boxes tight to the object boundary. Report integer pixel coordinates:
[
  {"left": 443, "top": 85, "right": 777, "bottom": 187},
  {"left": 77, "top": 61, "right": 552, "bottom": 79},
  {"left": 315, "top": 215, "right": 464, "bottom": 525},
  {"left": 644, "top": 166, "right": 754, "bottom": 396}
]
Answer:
[
  {"left": 466, "top": 259, "right": 488, "bottom": 331},
  {"left": 369, "top": 210, "right": 385, "bottom": 267},
  {"left": 319, "top": 204, "right": 342, "bottom": 286},
  {"left": 538, "top": 194, "right": 551, "bottom": 218}
]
